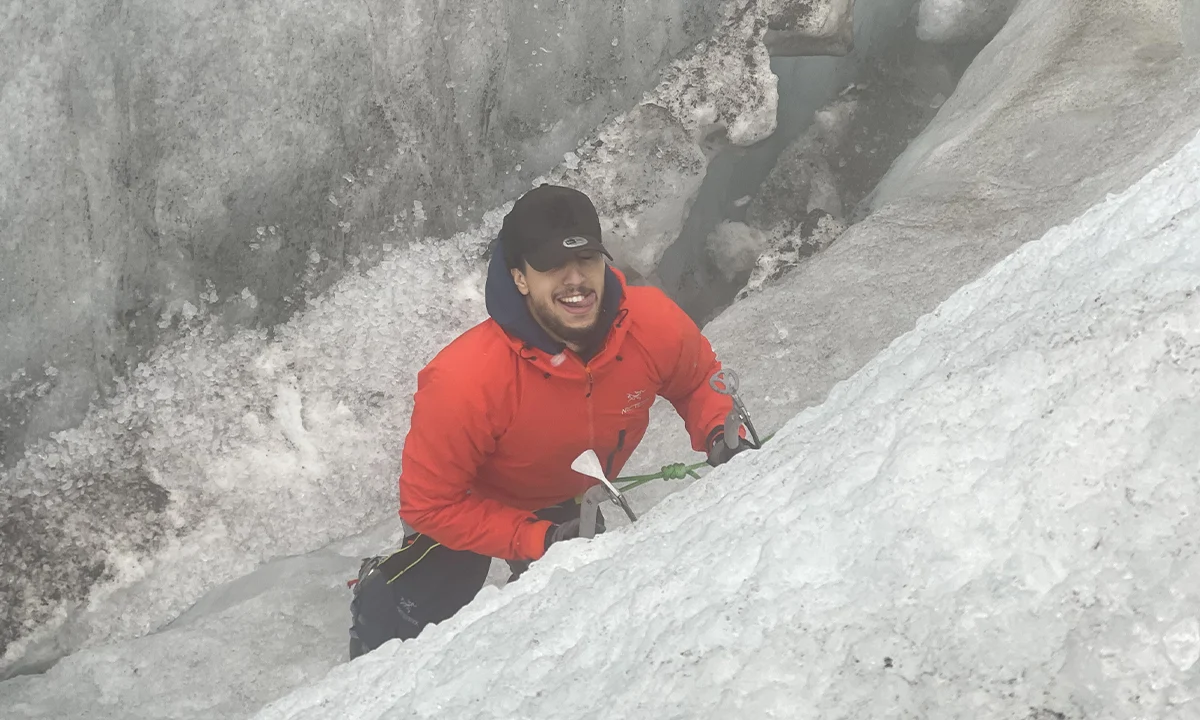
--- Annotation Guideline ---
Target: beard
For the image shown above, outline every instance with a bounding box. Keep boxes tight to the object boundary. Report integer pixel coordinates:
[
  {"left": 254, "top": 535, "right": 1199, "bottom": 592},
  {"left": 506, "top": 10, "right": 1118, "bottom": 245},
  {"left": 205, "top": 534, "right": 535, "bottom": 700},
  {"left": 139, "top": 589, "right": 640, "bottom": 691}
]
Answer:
[{"left": 528, "top": 288, "right": 602, "bottom": 346}]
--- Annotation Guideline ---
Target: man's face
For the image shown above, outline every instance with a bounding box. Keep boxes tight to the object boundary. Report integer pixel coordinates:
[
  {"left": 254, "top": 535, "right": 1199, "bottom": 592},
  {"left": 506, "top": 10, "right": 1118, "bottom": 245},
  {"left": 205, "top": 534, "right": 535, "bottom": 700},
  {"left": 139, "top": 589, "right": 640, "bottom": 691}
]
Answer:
[{"left": 511, "top": 250, "right": 607, "bottom": 347}]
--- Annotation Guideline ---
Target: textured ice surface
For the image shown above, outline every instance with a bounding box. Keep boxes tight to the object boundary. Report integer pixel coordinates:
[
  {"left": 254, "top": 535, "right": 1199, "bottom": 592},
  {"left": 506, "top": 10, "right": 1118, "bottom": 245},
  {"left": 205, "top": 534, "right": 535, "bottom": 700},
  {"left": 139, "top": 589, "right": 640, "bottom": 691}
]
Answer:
[
  {"left": 0, "top": 224, "right": 497, "bottom": 675},
  {"left": 0, "top": 0, "right": 866, "bottom": 671},
  {"left": 0, "top": 0, "right": 732, "bottom": 463},
  {"left": 0, "top": 550, "right": 358, "bottom": 719},
  {"left": 707, "top": 221, "right": 772, "bottom": 282},
  {"left": 748, "top": 96, "right": 857, "bottom": 233},
  {"left": 765, "top": 0, "right": 856, "bottom": 55},
  {"left": 614, "top": 0, "right": 1199, "bottom": 536},
  {"left": 0, "top": 0, "right": 860, "bottom": 465},
  {"left": 254, "top": 125, "right": 1200, "bottom": 720},
  {"left": 538, "top": 2, "right": 779, "bottom": 280},
  {"left": 1185, "top": 0, "right": 1200, "bottom": 54},
  {"left": 734, "top": 212, "right": 847, "bottom": 300},
  {"left": 2, "top": 0, "right": 1198, "bottom": 712},
  {"left": 917, "top": 0, "right": 1020, "bottom": 43}
]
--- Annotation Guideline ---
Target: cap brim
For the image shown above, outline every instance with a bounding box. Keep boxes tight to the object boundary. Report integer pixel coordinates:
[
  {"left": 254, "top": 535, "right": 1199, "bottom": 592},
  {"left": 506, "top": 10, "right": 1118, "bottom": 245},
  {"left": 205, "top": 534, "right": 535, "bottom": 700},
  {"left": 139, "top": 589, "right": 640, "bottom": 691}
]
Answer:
[{"left": 524, "top": 238, "right": 612, "bottom": 272}]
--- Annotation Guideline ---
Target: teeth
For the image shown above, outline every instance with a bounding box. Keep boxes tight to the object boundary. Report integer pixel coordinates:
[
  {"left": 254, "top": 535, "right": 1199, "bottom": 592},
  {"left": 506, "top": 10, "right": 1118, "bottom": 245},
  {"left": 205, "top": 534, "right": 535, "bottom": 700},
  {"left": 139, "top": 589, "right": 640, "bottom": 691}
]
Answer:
[{"left": 561, "top": 295, "right": 585, "bottom": 304}]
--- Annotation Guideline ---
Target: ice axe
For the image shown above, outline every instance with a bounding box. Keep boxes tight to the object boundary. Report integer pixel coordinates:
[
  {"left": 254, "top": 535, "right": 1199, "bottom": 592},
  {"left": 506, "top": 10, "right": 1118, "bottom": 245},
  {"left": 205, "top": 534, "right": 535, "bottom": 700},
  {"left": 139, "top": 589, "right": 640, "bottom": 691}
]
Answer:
[
  {"left": 573, "top": 449, "right": 637, "bottom": 539},
  {"left": 709, "top": 368, "right": 763, "bottom": 450}
]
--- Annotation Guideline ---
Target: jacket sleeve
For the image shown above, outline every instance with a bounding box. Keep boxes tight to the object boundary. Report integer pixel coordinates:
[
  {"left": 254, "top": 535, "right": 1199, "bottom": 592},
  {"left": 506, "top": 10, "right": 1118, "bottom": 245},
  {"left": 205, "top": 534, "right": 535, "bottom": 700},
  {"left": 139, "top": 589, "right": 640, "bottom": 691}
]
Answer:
[
  {"left": 398, "top": 360, "right": 553, "bottom": 562},
  {"left": 644, "top": 290, "right": 735, "bottom": 453}
]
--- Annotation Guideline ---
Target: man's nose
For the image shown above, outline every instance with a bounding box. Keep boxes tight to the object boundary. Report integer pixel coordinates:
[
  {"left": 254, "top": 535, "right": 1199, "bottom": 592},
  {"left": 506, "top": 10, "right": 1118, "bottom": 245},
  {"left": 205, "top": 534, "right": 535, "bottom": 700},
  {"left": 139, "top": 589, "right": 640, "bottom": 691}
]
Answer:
[{"left": 562, "top": 262, "right": 586, "bottom": 285}]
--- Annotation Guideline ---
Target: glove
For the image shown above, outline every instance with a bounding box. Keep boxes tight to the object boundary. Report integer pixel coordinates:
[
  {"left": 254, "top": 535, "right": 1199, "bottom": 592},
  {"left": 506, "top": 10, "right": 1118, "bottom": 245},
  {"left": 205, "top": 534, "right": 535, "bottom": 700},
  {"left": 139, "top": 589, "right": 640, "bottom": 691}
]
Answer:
[
  {"left": 543, "top": 518, "right": 581, "bottom": 552},
  {"left": 706, "top": 431, "right": 753, "bottom": 467}
]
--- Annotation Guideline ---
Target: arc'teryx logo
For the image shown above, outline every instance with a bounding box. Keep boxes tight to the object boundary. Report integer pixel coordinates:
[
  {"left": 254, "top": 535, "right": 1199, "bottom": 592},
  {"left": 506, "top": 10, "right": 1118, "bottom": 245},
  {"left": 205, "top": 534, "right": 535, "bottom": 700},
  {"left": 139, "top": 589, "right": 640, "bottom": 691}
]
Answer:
[{"left": 622, "top": 389, "right": 648, "bottom": 415}]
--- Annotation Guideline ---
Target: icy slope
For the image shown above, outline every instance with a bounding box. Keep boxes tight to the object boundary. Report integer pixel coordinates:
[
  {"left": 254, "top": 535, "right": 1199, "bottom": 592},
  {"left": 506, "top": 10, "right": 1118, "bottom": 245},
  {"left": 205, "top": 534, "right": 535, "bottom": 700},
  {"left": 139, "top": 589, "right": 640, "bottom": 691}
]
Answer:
[
  {"left": 253, "top": 128, "right": 1200, "bottom": 720},
  {"left": 622, "top": 0, "right": 1200, "bottom": 509}
]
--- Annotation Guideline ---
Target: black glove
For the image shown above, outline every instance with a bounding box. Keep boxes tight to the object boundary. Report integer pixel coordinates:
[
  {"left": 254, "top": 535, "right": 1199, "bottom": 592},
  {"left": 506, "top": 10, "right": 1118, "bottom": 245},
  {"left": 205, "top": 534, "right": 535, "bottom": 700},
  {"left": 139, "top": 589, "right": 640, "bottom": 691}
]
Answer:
[
  {"left": 544, "top": 518, "right": 581, "bottom": 552},
  {"left": 706, "top": 431, "right": 753, "bottom": 467}
]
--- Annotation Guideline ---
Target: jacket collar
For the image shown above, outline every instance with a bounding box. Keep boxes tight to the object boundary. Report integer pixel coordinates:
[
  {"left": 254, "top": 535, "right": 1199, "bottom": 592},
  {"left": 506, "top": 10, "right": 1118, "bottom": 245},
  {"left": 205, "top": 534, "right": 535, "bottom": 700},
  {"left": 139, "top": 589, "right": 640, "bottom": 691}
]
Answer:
[{"left": 485, "top": 237, "right": 626, "bottom": 363}]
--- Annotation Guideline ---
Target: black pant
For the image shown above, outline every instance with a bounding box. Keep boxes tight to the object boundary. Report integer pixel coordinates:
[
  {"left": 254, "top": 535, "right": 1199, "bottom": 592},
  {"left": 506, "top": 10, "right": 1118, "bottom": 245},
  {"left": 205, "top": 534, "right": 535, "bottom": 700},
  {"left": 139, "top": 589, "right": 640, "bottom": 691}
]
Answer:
[{"left": 348, "top": 499, "right": 602, "bottom": 658}]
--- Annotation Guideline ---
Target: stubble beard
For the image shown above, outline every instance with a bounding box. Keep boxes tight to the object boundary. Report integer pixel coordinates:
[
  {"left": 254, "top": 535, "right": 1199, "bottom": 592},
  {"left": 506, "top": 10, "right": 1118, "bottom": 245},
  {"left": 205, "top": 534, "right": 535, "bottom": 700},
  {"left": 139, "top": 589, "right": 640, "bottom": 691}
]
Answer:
[{"left": 529, "top": 290, "right": 600, "bottom": 346}]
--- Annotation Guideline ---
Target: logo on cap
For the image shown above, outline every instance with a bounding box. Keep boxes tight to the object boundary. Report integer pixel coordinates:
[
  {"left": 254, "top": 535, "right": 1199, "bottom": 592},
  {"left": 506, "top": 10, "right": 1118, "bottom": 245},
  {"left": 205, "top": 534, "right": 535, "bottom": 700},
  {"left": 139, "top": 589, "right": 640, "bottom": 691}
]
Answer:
[{"left": 562, "top": 236, "right": 590, "bottom": 249}]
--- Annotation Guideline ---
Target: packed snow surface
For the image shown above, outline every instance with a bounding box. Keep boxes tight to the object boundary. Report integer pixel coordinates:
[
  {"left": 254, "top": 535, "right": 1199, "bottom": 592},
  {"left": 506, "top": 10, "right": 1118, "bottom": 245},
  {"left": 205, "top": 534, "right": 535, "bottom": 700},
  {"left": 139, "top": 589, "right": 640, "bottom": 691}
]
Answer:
[{"left": 251, "top": 129, "right": 1200, "bottom": 720}]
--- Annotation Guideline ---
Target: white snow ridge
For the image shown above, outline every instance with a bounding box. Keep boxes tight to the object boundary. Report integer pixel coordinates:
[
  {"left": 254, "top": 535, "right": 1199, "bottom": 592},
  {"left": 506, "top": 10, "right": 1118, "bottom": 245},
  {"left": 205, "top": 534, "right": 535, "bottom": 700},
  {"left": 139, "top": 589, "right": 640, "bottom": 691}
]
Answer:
[{"left": 253, "top": 132, "right": 1200, "bottom": 719}]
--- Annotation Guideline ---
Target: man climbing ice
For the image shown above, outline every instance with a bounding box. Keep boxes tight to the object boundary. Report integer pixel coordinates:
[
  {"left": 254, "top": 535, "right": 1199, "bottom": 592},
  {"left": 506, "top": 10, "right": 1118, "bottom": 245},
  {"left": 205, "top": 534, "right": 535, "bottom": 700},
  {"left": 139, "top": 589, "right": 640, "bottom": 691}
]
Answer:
[{"left": 348, "top": 184, "right": 753, "bottom": 658}]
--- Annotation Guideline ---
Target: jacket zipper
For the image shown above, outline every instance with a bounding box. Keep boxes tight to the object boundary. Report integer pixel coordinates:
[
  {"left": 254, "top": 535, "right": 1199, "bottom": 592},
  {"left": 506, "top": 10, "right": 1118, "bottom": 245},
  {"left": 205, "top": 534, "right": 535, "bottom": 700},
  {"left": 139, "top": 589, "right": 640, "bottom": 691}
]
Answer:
[
  {"left": 605, "top": 429, "right": 626, "bottom": 477},
  {"left": 584, "top": 364, "right": 595, "bottom": 449}
]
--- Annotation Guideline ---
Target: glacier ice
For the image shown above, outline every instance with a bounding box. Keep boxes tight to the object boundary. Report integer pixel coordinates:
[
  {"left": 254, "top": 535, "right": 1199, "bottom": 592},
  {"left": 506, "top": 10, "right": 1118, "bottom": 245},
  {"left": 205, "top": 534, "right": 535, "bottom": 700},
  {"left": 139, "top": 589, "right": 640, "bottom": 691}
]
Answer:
[
  {"left": 1186, "top": 0, "right": 1200, "bottom": 55},
  {"left": 1, "top": 0, "right": 1198, "bottom": 715},
  {"left": 253, "top": 122, "right": 1200, "bottom": 720},
  {"left": 765, "top": 0, "right": 856, "bottom": 55},
  {"left": 917, "top": 0, "right": 1020, "bottom": 44},
  {"left": 0, "top": 0, "right": 873, "bottom": 671},
  {"left": 0, "top": 0, "right": 732, "bottom": 464},
  {"left": 617, "top": 0, "right": 1200, "bottom": 526}
]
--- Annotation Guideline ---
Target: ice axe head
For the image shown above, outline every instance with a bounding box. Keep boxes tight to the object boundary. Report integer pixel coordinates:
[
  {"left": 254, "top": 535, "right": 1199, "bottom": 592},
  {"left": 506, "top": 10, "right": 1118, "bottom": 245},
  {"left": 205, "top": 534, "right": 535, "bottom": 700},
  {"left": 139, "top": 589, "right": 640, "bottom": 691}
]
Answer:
[
  {"left": 572, "top": 449, "right": 639, "bottom": 523},
  {"left": 571, "top": 449, "right": 606, "bottom": 482},
  {"left": 708, "top": 367, "right": 763, "bottom": 449}
]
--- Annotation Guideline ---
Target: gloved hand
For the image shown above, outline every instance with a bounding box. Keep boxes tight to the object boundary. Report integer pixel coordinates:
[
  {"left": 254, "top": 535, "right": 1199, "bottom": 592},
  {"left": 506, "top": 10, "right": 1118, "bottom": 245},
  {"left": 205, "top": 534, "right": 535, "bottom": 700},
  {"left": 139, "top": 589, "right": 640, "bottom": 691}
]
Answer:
[
  {"left": 544, "top": 518, "right": 581, "bottom": 552},
  {"left": 706, "top": 431, "right": 754, "bottom": 467}
]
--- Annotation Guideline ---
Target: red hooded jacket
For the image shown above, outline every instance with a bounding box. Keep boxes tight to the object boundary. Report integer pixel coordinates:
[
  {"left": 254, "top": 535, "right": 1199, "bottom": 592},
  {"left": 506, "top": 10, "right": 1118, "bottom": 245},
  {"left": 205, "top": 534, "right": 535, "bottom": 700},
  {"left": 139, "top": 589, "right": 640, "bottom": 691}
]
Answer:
[{"left": 398, "top": 245, "right": 733, "bottom": 561}]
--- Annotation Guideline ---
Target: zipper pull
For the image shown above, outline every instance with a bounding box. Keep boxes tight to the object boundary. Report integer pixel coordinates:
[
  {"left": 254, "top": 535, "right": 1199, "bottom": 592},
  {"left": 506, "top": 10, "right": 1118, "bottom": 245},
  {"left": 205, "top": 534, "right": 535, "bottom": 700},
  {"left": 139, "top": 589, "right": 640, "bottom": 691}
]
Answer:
[{"left": 585, "top": 366, "right": 593, "bottom": 398}]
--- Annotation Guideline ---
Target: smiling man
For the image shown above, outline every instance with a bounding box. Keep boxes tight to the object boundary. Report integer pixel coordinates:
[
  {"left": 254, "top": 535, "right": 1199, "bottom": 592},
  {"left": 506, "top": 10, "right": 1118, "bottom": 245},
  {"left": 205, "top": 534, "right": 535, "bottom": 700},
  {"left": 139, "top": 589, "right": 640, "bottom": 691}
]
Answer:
[{"left": 347, "top": 184, "right": 753, "bottom": 658}]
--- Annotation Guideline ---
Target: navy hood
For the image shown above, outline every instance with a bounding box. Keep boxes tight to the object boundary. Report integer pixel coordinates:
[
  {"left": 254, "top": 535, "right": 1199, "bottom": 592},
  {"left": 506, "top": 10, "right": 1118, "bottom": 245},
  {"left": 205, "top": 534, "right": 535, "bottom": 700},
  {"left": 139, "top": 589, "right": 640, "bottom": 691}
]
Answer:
[{"left": 485, "top": 236, "right": 624, "bottom": 359}]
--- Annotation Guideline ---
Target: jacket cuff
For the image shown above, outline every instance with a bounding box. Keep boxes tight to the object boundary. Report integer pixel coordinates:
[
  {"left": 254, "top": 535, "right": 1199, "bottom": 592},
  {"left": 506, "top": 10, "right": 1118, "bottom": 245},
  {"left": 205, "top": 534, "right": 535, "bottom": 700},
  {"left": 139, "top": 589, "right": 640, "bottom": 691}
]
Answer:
[
  {"left": 519, "top": 519, "right": 554, "bottom": 561},
  {"left": 705, "top": 425, "right": 725, "bottom": 451}
]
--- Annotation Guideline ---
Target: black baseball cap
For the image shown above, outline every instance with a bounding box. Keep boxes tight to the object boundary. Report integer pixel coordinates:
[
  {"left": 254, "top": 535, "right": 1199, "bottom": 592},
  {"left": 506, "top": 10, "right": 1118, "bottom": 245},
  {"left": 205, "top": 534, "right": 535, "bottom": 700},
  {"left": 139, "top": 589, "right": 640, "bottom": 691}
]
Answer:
[{"left": 501, "top": 184, "right": 613, "bottom": 272}]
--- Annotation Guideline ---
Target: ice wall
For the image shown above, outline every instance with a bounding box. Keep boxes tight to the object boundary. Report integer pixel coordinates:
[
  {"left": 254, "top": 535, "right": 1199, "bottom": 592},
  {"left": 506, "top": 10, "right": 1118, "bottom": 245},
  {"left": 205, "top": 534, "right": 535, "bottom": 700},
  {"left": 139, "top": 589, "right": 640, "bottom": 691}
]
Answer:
[
  {"left": 917, "top": 0, "right": 1021, "bottom": 44},
  {"left": 0, "top": 0, "right": 854, "bottom": 677},
  {"left": 621, "top": 0, "right": 1200, "bottom": 510},
  {"left": 256, "top": 120, "right": 1200, "bottom": 720},
  {"left": 0, "top": 0, "right": 863, "bottom": 468},
  {"left": 655, "top": 0, "right": 927, "bottom": 321},
  {"left": 1, "top": 0, "right": 743, "bottom": 465},
  {"left": 1186, "top": 0, "right": 1200, "bottom": 54}
]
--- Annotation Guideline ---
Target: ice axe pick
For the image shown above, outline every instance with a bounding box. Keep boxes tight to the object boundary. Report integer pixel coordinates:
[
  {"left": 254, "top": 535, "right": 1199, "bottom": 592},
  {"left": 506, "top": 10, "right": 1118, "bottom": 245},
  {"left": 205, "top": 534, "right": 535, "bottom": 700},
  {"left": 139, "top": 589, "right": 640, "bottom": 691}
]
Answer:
[{"left": 572, "top": 449, "right": 638, "bottom": 539}]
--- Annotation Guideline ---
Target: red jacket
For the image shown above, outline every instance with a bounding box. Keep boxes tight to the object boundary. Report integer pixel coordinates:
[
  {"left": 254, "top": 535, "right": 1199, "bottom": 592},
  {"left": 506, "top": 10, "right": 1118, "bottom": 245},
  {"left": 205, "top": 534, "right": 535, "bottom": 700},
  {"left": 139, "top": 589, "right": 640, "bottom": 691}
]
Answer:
[{"left": 398, "top": 248, "right": 733, "bottom": 561}]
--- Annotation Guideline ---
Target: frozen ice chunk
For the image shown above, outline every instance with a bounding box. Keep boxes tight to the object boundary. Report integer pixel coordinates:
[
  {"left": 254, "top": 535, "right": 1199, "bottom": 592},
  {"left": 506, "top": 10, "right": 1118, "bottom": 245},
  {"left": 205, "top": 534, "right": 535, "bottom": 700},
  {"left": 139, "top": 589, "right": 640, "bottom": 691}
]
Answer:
[
  {"left": 764, "top": 0, "right": 855, "bottom": 56},
  {"left": 748, "top": 97, "right": 855, "bottom": 235},
  {"left": 1163, "top": 617, "right": 1200, "bottom": 672},
  {"left": 917, "top": 0, "right": 1020, "bottom": 44},
  {"left": 706, "top": 221, "right": 770, "bottom": 282},
  {"left": 538, "top": 4, "right": 780, "bottom": 280}
]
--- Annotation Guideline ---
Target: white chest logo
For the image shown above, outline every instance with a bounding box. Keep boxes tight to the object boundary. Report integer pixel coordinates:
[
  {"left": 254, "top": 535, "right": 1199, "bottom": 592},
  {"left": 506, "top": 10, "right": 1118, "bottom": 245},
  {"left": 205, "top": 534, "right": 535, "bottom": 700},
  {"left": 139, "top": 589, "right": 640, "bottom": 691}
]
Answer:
[{"left": 622, "top": 389, "right": 649, "bottom": 415}]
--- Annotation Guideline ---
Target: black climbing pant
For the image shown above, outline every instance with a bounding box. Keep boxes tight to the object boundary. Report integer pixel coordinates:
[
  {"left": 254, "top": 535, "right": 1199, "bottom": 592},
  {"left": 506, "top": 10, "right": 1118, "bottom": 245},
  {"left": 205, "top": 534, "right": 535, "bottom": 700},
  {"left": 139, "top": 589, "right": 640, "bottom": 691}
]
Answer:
[{"left": 348, "top": 498, "right": 603, "bottom": 659}]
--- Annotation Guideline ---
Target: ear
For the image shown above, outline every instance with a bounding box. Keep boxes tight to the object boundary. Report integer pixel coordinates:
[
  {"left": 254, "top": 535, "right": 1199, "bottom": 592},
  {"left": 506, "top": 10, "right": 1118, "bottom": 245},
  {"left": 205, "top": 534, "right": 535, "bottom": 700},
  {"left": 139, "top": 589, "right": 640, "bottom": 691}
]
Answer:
[{"left": 510, "top": 267, "right": 530, "bottom": 296}]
